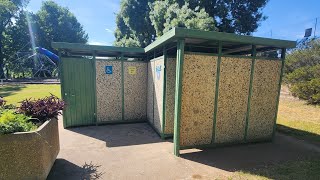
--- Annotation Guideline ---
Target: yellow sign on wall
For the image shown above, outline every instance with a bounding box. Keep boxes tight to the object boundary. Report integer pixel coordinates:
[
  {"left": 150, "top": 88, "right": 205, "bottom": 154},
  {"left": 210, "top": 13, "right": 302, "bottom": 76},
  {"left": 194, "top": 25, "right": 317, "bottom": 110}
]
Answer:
[{"left": 128, "top": 66, "right": 137, "bottom": 75}]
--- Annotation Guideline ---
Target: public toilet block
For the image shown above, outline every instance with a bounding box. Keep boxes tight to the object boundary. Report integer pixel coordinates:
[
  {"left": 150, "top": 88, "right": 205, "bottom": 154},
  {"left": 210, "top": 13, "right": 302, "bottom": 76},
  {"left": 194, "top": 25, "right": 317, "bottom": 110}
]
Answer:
[{"left": 53, "top": 28, "right": 296, "bottom": 156}]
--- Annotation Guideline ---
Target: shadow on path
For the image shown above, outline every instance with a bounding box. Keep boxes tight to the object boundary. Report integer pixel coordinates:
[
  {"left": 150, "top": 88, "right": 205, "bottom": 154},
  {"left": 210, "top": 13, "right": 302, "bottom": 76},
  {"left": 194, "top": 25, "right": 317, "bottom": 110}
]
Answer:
[
  {"left": 67, "top": 123, "right": 169, "bottom": 147},
  {"left": 181, "top": 133, "right": 320, "bottom": 178},
  {"left": 47, "top": 159, "right": 104, "bottom": 180}
]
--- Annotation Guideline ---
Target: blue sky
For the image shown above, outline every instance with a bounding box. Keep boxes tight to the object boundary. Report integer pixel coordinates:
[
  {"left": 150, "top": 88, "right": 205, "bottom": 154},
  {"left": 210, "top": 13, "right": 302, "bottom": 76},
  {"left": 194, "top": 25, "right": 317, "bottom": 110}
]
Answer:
[{"left": 27, "top": 0, "right": 320, "bottom": 46}]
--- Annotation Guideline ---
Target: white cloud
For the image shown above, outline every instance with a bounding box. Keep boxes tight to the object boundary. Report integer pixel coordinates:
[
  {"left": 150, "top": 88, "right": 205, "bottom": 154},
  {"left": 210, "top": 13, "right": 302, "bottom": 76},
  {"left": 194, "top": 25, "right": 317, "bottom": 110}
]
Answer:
[
  {"left": 105, "top": 28, "right": 114, "bottom": 33},
  {"left": 88, "top": 41, "right": 111, "bottom": 46}
]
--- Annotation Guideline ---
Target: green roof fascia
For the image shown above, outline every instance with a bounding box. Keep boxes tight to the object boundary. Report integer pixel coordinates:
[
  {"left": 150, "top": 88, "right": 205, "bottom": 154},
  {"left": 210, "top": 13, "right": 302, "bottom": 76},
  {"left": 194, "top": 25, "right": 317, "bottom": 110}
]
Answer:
[
  {"left": 51, "top": 42, "right": 145, "bottom": 54},
  {"left": 174, "top": 28, "right": 296, "bottom": 48},
  {"left": 52, "top": 28, "right": 296, "bottom": 56}
]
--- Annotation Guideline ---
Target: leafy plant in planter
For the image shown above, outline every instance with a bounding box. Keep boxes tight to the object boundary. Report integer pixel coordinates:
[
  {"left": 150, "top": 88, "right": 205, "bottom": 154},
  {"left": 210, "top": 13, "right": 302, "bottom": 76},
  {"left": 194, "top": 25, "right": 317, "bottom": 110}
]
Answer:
[
  {"left": 0, "top": 109, "right": 37, "bottom": 135},
  {"left": 18, "top": 95, "right": 65, "bottom": 124}
]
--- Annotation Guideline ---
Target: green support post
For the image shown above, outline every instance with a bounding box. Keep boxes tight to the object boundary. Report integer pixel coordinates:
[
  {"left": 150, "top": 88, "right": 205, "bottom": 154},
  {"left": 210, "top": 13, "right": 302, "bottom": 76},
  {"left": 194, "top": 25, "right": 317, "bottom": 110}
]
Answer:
[
  {"left": 272, "top": 48, "right": 286, "bottom": 139},
  {"left": 211, "top": 41, "right": 222, "bottom": 144},
  {"left": 152, "top": 54, "right": 155, "bottom": 125},
  {"left": 58, "top": 51, "right": 67, "bottom": 128},
  {"left": 244, "top": 45, "right": 256, "bottom": 141},
  {"left": 173, "top": 39, "right": 185, "bottom": 156},
  {"left": 161, "top": 46, "right": 167, "bottom": 139},
  {"left": 92, "top": 51, "right": 98, "bottom": 125},
  {"left": 121, "top": 53, "right": 125, "bottom": 121}
]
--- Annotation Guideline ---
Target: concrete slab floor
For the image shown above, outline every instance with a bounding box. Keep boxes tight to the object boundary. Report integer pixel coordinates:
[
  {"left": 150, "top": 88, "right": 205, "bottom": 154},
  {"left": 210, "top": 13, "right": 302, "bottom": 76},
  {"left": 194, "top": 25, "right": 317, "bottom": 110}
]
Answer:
[{"left": 48, "top": 116, "right": 320, "bottom": 180}]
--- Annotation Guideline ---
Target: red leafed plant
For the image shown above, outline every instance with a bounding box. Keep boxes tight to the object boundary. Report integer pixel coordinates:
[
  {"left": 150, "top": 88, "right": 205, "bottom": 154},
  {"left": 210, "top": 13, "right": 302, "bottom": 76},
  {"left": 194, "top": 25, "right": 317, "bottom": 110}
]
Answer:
[
  {"left": 18, "top": 95, "right": 65, "bottom": 123},
  {"left": 0, "top": 97, "right": 6, "bottom": 107}
]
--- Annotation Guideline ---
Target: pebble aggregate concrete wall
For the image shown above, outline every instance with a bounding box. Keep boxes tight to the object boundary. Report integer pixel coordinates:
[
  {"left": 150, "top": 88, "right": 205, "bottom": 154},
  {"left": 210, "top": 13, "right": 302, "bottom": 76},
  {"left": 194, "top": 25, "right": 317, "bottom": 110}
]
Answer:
[
  {"left": 96, "top": 60, "right": 122, "bottom": 122},
  {"left": 247, "top": 60, "right": 282, "bottom": 140},
  {"left": 164, "top": 58, "right": 176, "bottom": 134},
  {"left": 124, "top": 62, "right": 148, "bottom": 121},
  {"left": 215, "top": 57, "right": 251, "bottom": 143},
  {"left": 0, "top": 118, "right": 60, "bottom": 180},
  {"left": 180, "top": 54, "right": 217, "bottom": 146},
  {"left": 178, "top": 54, "right": 282, "bottom": 147}
]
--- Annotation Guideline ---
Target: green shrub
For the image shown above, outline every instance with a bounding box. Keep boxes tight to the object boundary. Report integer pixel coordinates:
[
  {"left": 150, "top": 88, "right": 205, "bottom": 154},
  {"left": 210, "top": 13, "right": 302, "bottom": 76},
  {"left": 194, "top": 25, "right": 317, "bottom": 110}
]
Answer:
[
  {"left": 289, "top": 79, "right": 320, "bottom": 104},
  {"left": 0, "top": 110, "right": 37, "bottom": 135},
  {"left": 285, "top": 39, "right": 320, "bottom": 105}
]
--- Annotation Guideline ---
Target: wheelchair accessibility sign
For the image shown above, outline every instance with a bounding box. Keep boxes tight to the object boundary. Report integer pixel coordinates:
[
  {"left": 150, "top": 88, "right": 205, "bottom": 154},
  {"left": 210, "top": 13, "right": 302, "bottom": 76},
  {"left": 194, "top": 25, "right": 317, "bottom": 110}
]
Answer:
[
  {"left": 156, "top": 65, "right": 161, "bottom": 80},
  {"left": 105, "top": 66, "right": 113, "bottom": 74}
]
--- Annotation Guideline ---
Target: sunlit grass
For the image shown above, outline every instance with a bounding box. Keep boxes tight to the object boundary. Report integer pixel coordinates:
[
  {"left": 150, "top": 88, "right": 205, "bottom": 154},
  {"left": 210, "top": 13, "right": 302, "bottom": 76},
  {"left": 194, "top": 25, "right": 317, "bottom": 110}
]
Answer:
[
  {"left": 233, "top": 157, "right": 320, "bottom": 180},
  {"left": 0, "top": 84, "right": 61, "bottom": 105},
  {"left": 277, "top": 97, "right": 320, "bottom": 142}
]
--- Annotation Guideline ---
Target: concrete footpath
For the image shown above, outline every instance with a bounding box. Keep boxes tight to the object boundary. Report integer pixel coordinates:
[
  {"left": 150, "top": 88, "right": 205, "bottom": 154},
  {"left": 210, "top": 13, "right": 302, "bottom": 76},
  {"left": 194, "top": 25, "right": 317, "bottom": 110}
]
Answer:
[{"left": 47, "top": 116, "right": 319, "bottom": 180}]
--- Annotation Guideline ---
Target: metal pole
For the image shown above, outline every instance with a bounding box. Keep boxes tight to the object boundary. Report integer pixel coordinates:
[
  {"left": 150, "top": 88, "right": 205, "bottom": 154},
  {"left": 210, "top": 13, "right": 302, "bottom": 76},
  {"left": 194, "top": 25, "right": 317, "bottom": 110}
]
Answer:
[{"left": 314, "top": 18, "right": 318, "bottom": 38}]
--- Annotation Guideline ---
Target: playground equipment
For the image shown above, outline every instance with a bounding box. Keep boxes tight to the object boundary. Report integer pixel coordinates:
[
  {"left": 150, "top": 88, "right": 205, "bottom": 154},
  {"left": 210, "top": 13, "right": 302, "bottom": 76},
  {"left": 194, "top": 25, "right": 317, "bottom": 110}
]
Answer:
[
  {"left": 6, "top": 46, "right": 60, "bottom": 78},
  {"left": 30, "top": 47, "right": 60, "bottom": 77}
]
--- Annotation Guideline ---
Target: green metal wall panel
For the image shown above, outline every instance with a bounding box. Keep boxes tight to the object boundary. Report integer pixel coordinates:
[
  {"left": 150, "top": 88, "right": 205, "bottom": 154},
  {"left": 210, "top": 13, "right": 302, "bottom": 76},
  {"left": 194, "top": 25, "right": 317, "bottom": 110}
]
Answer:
[{"left": 61, "top": 57, "right": 95, "bottom": 127}]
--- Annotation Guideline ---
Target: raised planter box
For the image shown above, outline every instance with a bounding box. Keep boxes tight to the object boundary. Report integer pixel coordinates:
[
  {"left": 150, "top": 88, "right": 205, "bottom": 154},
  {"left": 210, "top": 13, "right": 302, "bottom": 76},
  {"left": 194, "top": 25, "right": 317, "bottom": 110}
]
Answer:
[{"left": 0, "top": 118, "right": 60, "bottom": 180}]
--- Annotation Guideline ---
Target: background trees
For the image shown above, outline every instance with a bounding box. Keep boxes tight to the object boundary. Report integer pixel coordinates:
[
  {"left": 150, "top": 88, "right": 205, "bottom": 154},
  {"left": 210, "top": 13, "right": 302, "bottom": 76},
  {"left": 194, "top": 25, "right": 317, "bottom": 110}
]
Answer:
[
  {"left": 1, "top": 0, "right": 88, "bottom": 78},
  {"left": 0, "top": 0, "right": 29, "bottom": 78},
  {"left": 115, "top": 0, "right": 268, "bottom": 47},
  {"left": 36, "top": 1, "right": 88, "bottom": 52},
  {"left": 285, "top": 39, "right": 320, "bottom": 104},
  {"left": 149, "top": 1, "right": 216, "bottom": 37}
]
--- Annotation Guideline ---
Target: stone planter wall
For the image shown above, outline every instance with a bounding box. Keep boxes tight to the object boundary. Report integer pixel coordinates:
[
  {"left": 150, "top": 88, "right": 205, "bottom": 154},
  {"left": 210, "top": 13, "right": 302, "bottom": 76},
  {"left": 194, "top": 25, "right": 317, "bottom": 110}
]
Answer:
[{"left": 0, "top": 118, "right": 60, "bottom": 180}]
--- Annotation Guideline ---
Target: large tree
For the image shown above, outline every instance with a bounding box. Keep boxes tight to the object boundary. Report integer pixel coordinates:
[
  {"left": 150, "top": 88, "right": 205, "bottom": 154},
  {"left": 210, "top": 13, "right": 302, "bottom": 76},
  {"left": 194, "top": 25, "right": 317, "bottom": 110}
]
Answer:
[
  {"left": 3, "top": 0, "right": 88, "bottom": 78},
  {"left": 114, "top": 0, "right": 155, "bottom": 47},
  {"left": 115, "top": 0, "right": 268, "bottom": 47},
  {"left": 3, "top": 11, "right": 38, "bottom": 77},
  {"left": 0, "top": 0, "right": 28, "bottom": 78},
  {"left": 36, "top": 0, "right": 88, "bottom": 52},
  {"left": 149, "top": 1, "right": 216, "bottom": 37},
  {"left": 177, "top": 0, "right": 268, "bottom": 34}
]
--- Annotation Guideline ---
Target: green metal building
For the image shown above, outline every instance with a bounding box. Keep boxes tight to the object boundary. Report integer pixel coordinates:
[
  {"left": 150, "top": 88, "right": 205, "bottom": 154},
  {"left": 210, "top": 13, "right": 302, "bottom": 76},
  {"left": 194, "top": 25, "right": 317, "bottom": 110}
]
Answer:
[{"left": 53, "top": 28, "right": 296, "bottom": 156}]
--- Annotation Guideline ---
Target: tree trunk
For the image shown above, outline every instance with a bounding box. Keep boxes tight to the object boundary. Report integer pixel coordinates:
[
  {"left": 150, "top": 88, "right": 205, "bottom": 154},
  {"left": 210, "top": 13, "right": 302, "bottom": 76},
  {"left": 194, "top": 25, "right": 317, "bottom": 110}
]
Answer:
[{"left": 0, "top": 32, "right": 5, "bottom": 79}]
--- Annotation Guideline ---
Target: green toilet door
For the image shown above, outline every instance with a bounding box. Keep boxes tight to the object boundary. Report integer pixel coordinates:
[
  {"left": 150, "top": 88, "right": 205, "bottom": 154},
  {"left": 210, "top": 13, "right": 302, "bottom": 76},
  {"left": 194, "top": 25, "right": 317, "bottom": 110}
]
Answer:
[{"left": 61, "top": 57, "right": 96, "bottom": 127}]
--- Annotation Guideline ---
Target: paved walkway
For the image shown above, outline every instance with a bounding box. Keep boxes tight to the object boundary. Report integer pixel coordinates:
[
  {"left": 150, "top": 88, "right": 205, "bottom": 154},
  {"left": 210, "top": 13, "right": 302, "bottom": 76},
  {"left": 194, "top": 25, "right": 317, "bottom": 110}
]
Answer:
[{"left": 48, "top": 117, "right": 319, "bottom": 180}]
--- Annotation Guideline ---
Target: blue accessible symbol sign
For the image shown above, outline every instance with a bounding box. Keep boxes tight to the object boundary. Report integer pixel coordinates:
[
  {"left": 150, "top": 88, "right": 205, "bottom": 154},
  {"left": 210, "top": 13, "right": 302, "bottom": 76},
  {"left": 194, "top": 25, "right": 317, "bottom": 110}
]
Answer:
[
  {"left": 105, "top": 66, "right": 113, "bottom": 74},
  {"left": 156, "top": 65, "right": 161, "bottom": 80}
]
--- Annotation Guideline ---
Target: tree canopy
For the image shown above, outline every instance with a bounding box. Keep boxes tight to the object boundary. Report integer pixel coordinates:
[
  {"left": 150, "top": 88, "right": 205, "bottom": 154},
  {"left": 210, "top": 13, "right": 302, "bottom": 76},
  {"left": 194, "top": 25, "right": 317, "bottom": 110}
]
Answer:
[
  {"left": 149, "top": 1, "right": 216, "bottom": 37},
  {"left": 115, "top": 0, "right": 268, "bottom": 47},
  {"left": 0, "top": 0, "right": 29, "bottom": 78},
  {"left": 1, "top": 0, "right": 88, "bottom": 78},
  {"left": 37, "top": 0, "right": 88, "bottom": 52},
  {"left": 285, "top": 39, "right": 320, "bottom": 104}
]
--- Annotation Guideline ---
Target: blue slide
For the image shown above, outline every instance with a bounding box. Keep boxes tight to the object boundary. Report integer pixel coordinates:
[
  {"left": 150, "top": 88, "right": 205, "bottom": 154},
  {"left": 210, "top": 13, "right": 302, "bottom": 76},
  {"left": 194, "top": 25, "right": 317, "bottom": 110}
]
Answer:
[{"left": 35, "top": 47, "right": 60, "bottom": 63}]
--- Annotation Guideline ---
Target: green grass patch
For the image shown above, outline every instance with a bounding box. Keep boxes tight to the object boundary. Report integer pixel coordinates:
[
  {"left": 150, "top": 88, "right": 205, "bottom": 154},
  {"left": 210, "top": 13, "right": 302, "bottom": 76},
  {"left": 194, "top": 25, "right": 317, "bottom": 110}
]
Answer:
[
  {"left": 234, "top": 157, "right": 320, "bottom": 180},
  {"left": 277, "top": 119, "right": 320, "bottom": 143},
  {"left": 277, "top": 97, "right": 320, "bottom": 143},
  {"left": 0, "top": 84, "right": 61, "bottom": 105}
]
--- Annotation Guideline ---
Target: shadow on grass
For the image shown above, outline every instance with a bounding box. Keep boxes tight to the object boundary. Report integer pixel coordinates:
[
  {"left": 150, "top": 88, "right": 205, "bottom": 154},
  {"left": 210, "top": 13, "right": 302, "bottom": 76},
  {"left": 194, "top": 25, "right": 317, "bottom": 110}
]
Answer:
[
  {"left": 0, "top": 85, "right": 26, "bottom": 97},
  {"left": 236, "top": 156, "right": 320, "bottom": 180},
  {"left": 47, "top": 159, "right": 104, "bottom": 180},
  {"left": 277, "top": 124, "right": 320, "bottom": 143},
  {"left": 180, "top": 133, "right": 320, "bottom": 179}
]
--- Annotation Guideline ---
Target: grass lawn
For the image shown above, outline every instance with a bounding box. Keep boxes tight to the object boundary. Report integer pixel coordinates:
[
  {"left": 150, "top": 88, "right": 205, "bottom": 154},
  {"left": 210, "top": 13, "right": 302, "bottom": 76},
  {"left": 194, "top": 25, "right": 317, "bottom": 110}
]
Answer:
[
  {"left": 277, "top": 91, "right": 320, "bottom": 143},
  {"left": 234, "top": 86, "right": 320, "bottom": 180},
  {"left": 234, "top": 157, "right": 320, "bottom": 180},
  {"left": 0, "top": 84, "right": 61, "bottom": 105}
]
